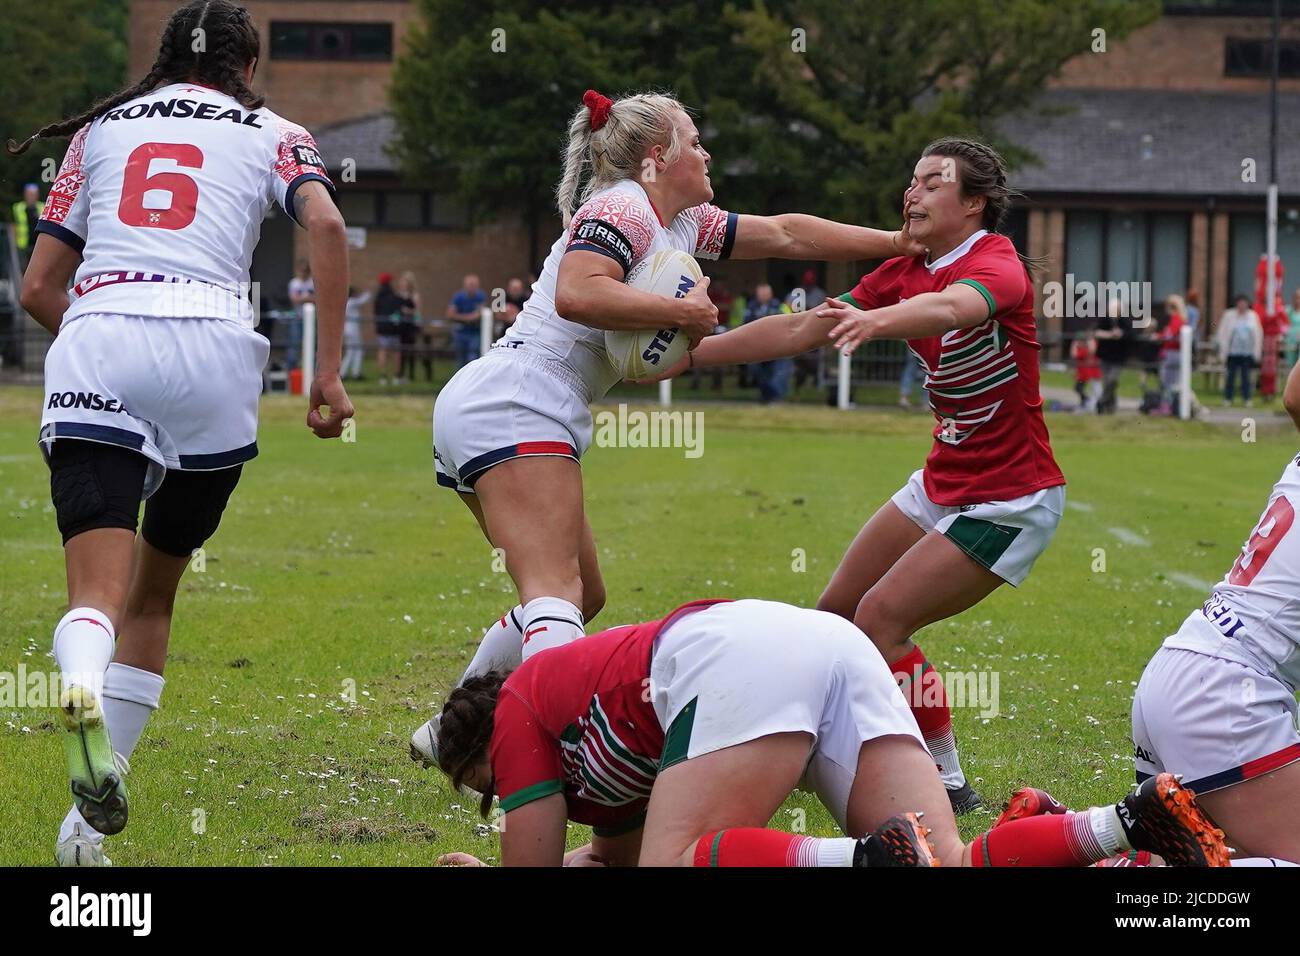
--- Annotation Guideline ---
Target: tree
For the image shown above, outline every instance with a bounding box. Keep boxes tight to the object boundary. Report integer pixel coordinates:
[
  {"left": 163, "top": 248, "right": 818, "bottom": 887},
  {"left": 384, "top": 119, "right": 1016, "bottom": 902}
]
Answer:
[
  {"left": 725, "top": 0, "right": 1160, "bottom": 224},
  {"left": 390, "top": 0, "right": 1160, "bottom": 257},
  {"left": 0, "top": 0, "right": 127, "bottom": 208},
  {"left": 390, "top": 0, "right": 743, "bottom": 266}
]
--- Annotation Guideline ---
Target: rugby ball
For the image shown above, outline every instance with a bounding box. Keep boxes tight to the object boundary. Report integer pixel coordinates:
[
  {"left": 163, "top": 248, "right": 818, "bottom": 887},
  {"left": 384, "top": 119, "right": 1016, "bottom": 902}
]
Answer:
[{"left": 605, "top": 249, "right": 702, "bottom": 379}]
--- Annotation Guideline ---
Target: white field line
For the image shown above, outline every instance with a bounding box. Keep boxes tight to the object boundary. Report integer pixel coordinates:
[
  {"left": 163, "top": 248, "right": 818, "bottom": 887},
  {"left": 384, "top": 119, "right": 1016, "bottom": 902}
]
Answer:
[{"left": 1107, "top": 526, "right": 1151, "bottom": 547}]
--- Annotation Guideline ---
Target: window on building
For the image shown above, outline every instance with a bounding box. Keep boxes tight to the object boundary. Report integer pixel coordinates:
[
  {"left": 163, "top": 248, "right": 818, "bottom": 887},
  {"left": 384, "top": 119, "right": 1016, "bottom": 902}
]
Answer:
[
  {"left": 1064, "top": 210, "right": 1190, "bottom": 316},
  {"left": 381, "top": 191, "right": 426, "bottom": 229},
  {"left": 430, "top": 196, "right": 470, "bottom": 230},
  {"left": 1224, "top": 37, "right": 1300, "bottom": 78},
  {"left": 1151, "top": 213, "right": 1190, "bottom": 302},
  {"left": 335, "top": 191, "right": 377, "bottom": 227},
  {"left": 269, "top": 22, "right": 394, "bottom": 61}
]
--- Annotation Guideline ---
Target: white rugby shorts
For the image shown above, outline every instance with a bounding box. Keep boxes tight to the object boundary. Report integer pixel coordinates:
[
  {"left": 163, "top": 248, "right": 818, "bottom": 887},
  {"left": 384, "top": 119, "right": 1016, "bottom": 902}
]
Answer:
[
  {"left": 39, "top": 313, "right": 268, "bottom": 497},
  {"left": 434, "top": 347, "right": 592, "bottom": 494},
  {"left": 649, "top": 599, "right": 927, "bottom": 833},
  {"left": 890, "top": 468, "right": 1064, "bottom": 586}
]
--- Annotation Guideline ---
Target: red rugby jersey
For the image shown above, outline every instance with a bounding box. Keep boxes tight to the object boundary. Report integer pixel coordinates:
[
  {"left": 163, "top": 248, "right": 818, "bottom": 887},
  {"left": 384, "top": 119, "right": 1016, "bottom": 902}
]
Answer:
[
  {"left": 491, "top": 600, "right": 724, "bottom": 831},
  {"left": 843, "top": 230, "right": 1064, "bottom": 505}
]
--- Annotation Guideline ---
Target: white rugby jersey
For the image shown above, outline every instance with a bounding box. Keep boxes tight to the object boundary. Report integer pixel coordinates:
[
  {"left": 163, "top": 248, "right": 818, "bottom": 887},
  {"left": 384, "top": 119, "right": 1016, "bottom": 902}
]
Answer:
[
  {"left": 37, "top": 82, "right": 334, "bottom": 326},
  {"left": 1165, "top": 453, "right": 1300, "bottom": 690},
  {"left": 498, "top": 179, "right": 736, "bottom": 400}
]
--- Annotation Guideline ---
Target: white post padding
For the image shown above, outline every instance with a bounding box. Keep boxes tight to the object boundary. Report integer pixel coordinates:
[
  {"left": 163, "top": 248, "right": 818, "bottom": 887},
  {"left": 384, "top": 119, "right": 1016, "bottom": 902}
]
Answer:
[
  {"left": 837, "top": 349, "right": 852, "bottom": 410},
  {"left": 480, "top": 306, "right": 494, "bottom": 357},
  {"left": 1178, "top": 323, "right": 1193, "bottom": 421},
  {"left": 659, "top": 379, "right": 672, "bottom": 407},
  {"left": 302, "top": 302, "right": 316, "bottom": 377}
]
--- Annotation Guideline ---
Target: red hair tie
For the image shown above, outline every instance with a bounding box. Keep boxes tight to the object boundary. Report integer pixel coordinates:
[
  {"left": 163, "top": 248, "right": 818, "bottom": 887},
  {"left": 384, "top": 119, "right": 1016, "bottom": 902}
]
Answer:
[{"left": 583, "top": 89, "right": 613, "bottom": 131}]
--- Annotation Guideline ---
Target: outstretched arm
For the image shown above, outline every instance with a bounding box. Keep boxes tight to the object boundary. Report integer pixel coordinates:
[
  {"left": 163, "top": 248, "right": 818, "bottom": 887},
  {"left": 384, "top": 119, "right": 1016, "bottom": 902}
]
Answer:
[
  {"left": 686, "top": 307, "right": 836, "bottom": 369},
  {"left": 817, "top": 284, "right": 990, "bottom": 356},
  {"left": 730, "top": 214, "right": 922, "bottom": 261}
]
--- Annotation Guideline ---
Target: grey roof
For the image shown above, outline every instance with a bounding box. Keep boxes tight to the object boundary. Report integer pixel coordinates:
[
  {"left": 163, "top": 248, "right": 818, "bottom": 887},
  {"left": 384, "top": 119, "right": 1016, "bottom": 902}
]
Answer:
[
  {"left": 312, "top": 113, "right": 398, "bottom": 175},
  {"left": 1000, "top": 87, "right": 1300, "bottom": 198},
  {"left": 316, "top": 90, "right": 1300, "bottom": 199}
]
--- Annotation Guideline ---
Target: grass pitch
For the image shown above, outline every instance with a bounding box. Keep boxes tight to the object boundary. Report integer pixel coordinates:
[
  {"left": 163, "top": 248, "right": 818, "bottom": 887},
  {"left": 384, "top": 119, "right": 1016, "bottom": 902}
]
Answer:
[{"left": 0, "top": 384, "right": 1295, "bottom": 865}]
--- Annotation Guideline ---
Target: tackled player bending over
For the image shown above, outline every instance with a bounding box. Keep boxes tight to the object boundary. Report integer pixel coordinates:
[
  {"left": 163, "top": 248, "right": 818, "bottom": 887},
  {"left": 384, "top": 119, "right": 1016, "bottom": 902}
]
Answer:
[{"left": 428, "top": 600, "right": 1226, "bottom": 867}]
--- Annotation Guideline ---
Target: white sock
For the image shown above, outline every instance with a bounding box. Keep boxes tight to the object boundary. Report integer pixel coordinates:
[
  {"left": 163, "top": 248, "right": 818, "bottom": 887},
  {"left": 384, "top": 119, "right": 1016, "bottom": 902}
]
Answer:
[
  {"left": 924, "top": 725, "right": 967, "bottom": 790},
  {"left": 53, "top": 608, "right": 115, "bottom": 693},
  {"left": 460, "top": 606, "right": 525, "bottom": 683},
  {"left": 813, "top": 837, "right": 858, "bottom": 867},
  {"left": 58, "top": 662, "right": 165, "bottom": 843},
  {"left": 519, "top": 596, "right": 584, "bottom": 661},
  {"left": 1088, "top": 805, "right": 1130, "bottom": 857}
]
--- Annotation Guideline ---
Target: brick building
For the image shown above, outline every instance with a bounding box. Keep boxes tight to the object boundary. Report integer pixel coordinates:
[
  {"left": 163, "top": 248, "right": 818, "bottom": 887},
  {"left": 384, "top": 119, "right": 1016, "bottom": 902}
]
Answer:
[
  {"left": 130, "top": 0, "right": 536, "bottom": 319},
  {"left": 125, "top": 0, "right": 1300, "bottom": 350},
  {"left": 1007, "top": 1, "right": 1300, "bottom": 354}
]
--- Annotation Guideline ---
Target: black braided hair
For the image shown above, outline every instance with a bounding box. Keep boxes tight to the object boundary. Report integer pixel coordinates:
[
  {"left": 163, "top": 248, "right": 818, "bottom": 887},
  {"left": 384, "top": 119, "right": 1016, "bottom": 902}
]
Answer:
[
  {"left": 7, "top": 1, "right": 263, "bottom": 155},
  {"left": 435, "top": 672, "right": 508, "bottom": 818}
]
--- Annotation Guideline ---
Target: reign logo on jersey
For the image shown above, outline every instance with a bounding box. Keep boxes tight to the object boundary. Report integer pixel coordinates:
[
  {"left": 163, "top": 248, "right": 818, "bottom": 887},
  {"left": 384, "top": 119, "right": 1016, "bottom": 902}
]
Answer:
[
  {"left": 570, "top": 219, "right": 635, "bottom": 274},
  {"left": 292, "top": 144, "right": 324, "bottom": 168}
]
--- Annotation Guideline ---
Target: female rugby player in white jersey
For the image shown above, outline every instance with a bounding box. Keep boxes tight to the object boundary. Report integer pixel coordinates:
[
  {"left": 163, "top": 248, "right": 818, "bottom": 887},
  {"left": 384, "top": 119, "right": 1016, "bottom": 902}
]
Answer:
[
  {"left": 10, "top": 0, "right": 354, "bottom": 865},
  {"left": 413, "top": 89, "right": 921, "bottom": 762},
  {"left": 1128, "top": 358, "right": 1300, "bottom": 864}
]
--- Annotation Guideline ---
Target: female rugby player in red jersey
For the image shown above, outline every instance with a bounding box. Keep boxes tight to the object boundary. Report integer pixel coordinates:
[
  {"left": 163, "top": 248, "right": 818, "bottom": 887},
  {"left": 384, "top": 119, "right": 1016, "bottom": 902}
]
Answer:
[
  {"left": 427, "top": 599, "right": 1224, "bottom": 868},
  {"left": 666, "top": 140, "right": 1065, "bottom": 813}
]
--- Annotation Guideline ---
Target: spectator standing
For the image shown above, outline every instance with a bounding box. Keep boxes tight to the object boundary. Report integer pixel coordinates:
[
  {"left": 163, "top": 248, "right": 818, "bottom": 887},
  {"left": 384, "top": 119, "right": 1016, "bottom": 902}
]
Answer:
[
  {"left": 743, "top": 283, "right": 791, "bottom": 403},
  {"left": 1094, "top": 301, "right": 1132, "bottom": 414},
  {"left": 899, "top": 350, "right": 928, "bottom": 409},
  {"left": 1217, "top": 294, "right": 1263, "bottom": 407},
  {"left": 286, "top": 258, "right": 313, "bottom": 369},
  {"left": 1071, "top": 328, "right": 1102, "bottom": 412},
  {"left": 341, "top": 286, "right": 369, "bottom": 380},
  {"left": 789, "top": 269, "right": 827, "bottom": 391},
  {"left": 447, "top": 274, "right": 487, "bottom": 369},
  {"left": 1158, "top": 294, "right": 1187, "bottom": 410},
  {"left": 1184, "top": 288, "right": 1202, "bottom": 338},
  {"left": 504, "top": 276, "right": 529, "bottom": 321},
  {"left": 373, "top": 272, "right": 403, "bottom": 386},
  {"left": 396, "top": 271, "right": 421, "bottom": 383},
  {"left": 10, "top": 183, "right": 43, "bottom": 268}
]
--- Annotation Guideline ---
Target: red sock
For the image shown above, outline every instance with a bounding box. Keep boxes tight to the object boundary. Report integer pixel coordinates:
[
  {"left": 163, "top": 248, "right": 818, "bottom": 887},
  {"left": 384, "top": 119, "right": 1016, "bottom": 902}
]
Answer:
[
  {"left": 890, "top": 645, "right": 952, "bottom": 740},
  {"left": 969, "top": 814, "right": 1110, "bottom": 867},
  {"left": 693, "top": 829, "right": 848, "bottom": 867}
]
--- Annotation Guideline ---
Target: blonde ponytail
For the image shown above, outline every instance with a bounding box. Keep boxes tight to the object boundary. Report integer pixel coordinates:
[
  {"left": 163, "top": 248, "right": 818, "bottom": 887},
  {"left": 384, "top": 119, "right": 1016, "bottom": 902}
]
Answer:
[{"left": 555, "top": 90, "right": 688, "bottom": 225}]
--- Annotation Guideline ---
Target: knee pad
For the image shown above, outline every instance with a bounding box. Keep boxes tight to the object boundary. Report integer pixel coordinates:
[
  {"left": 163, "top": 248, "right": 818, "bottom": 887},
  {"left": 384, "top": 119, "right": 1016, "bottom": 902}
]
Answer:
[
  {"left": 48, "top": 440, "right": 147, "bottom": 543},
  {"left": 142, "top": 465, "right": 243, "bottom": 557}
]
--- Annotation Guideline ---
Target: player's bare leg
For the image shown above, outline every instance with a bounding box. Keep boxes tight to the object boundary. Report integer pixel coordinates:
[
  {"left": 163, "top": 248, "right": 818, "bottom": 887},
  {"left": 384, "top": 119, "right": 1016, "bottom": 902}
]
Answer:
[
  {"left": 639, "top": 732, "right": 934, "bottom": 867},
  {"left": 638, "top": 732, "right": 813, "bottom": 866},
  {"left": 116, "top": 538, "right": 191, "bottom": 673},
  {"left": 854, "top": 529, "right": 1003, "bottom": 665},
  {"left": 57, "top": 528, "right": 136, "bottom": 838},
  {"left": 1195, "top": 762, "right": 1300, "bottom": 864},
  {"left": 412, "top": 458, "right": 595, "bottom": 768},
  {"left": 844, "top": 734, "right": 970, "bottom": 865},
  {"left": 816, "top": 501, "right": 923, "bottom": 620},
  {"left": 855, "top": 529, "right": 1002, "bottom": 810},
  {"left": 57, "top": 537, "right": 187, "bottom": 864}
]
